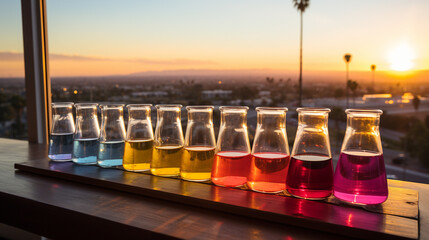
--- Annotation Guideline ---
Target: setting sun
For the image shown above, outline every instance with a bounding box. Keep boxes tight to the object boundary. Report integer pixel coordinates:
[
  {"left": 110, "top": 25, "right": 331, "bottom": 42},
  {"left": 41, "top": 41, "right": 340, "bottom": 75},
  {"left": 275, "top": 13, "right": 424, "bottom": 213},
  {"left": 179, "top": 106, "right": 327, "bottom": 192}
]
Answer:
[{"left": 388, "top": 44, "right": 415, "bottom": 71}]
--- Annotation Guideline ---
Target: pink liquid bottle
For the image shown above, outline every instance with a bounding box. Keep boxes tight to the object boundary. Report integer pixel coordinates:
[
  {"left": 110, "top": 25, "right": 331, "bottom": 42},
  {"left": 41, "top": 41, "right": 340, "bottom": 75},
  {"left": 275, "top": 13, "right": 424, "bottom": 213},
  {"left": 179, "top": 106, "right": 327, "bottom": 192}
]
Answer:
[
  {"left": 286, "top": 108, "right": 333, "bottom": 199},
  {"left": 248, "top": 107, "right": 290, "bottom": 193},
  {"left": 334, "top": 109, "right": 388, "bottom": 205},
  {"left": 211, "top": 106, "right": 252, "bottom": 187}
]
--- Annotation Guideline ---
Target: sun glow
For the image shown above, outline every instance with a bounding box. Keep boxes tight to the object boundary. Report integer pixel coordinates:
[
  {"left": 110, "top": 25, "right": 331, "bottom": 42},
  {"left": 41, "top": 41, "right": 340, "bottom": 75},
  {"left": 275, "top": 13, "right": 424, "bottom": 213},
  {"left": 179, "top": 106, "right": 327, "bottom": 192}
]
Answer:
[{"left": 388, "top": 44, "right": 415, "bottom": 71}]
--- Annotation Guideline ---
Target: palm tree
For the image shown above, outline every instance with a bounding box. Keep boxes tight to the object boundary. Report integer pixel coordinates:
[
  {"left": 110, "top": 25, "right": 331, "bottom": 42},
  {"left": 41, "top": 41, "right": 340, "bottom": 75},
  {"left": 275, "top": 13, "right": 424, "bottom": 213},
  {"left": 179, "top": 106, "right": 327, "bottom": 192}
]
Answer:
[
  {"left": 347, "top": 80, "right": 358, "bottom": 107},
  {"left": 293, "top": 0, "right": 310, "bottom": 107},
  {"left": 343, "top": 54, "right": 352, "bottom": 108},
  {"left": 371, "top": 64, "right": 376, "bottom": 92},
  {"left": 413, "top": 95, "right": 421, "bottom": 111}
]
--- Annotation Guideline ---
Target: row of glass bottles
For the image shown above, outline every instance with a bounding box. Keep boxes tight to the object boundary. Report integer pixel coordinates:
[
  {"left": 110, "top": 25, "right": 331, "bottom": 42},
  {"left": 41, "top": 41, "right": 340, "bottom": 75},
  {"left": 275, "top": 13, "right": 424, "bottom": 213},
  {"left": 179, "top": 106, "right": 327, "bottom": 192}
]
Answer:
[{"left": 49, "top": 103, "right": 388, "bottom": 205}]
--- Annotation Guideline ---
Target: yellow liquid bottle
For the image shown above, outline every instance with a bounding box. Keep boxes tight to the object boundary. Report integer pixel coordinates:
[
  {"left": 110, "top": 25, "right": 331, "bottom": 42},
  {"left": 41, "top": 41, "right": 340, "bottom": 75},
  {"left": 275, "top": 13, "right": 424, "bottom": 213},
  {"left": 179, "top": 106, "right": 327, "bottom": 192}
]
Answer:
[
  {"left": 123, "top": 139, "right": 153, "bottom": 172},
  {"left": 181, "top": 146, "right": 216, "bottom": 181},
  {"left": 151, "top": 145, "right": 183, "bottom": 176}
]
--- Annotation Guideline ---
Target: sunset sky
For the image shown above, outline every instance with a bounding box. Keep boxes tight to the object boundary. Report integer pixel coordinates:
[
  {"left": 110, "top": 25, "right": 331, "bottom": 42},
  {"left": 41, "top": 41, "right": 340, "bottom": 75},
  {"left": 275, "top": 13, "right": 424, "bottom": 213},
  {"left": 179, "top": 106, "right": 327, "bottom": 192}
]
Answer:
[{"left": 1, "top": 0, "right": 428, "bottom": 77}]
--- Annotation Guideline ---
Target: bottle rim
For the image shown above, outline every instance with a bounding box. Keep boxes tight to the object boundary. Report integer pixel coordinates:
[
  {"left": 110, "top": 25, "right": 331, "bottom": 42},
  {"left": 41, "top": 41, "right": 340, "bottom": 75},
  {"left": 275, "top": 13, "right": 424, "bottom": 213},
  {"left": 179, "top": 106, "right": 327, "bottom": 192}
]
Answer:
[
  {"left": 52, "top": 102, "right": 74, "bottom": 108},
  {"left": 75, "top": 103, "right": 98, "bottom": 108},
  {"left": 127, "top": 104, "right": 152, "bottom": 109},
  {"left": 100, "top": 104, "right": 125, "bottom": 109},
  {"left": 296, "top": 107, "right": 331, "bottom": 113},
  {"left": 186, "top": 105, "right": 214, "bottom": 111},
  {"left": 219, "top": 106, "right": 249, "bottom": 112},
  {"left": 345, "top": 109, "right": 383, "bottom": 115},
  {"left": 155, "top": 104, "right": 182, "bottom": 109},
  {"left": 256, "top": 107, "right": 288, "bottom": 112}
]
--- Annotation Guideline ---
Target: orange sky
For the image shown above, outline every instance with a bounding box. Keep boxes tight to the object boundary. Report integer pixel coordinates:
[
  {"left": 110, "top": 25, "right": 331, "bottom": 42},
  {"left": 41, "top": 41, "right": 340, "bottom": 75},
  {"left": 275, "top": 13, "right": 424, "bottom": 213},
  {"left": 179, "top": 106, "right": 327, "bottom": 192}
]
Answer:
[{"left": 1, "top": 0, "right": 428, "bottom": 77}]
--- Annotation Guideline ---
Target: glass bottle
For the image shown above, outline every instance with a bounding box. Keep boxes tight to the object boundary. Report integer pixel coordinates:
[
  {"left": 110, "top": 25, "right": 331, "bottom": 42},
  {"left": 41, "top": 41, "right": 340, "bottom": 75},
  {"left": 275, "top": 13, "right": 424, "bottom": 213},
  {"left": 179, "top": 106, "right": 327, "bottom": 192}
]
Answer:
[
  {"left": 212, "top": 106, "right": 251, "bottom": 187},
  {"left": 182, "top": 106, "right": 216, "bottom": 182},
  {"left": 123, "top": 104, "right": 154, "bottom": 172},
  {"left": 72, "top": 103, "right": 100, "bottom": 165},
  {"left": 97, "top": 104, "right": 126, "bottom": 168},
  {"left": 334, "top": 109, "right": 388, "bottom": 205},
  {"left": 286, "top": 108, "right": 333, "bottom": 200},
  {"left": 151, "top": 104, "right": 184, "bottom": 177},
  {"left": 248, "top": 107, "right": 290, "bottom": 193},
  {"left": 49, "top": 102, "right": 75, "bottom": 161}
]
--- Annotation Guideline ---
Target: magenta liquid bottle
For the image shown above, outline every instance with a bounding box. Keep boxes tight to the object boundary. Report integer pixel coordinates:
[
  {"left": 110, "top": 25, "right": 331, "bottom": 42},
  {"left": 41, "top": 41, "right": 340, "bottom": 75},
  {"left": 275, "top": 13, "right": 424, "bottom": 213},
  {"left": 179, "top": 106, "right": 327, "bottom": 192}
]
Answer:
[
  {"left": 333, "top": 109, "right": 388, "bottom": 205},
  {"left": 248, "top": 107, "right": 290, "bottom": 193},
  {"left": 286, "top": 108, "right": 333, "bottom": 200}
]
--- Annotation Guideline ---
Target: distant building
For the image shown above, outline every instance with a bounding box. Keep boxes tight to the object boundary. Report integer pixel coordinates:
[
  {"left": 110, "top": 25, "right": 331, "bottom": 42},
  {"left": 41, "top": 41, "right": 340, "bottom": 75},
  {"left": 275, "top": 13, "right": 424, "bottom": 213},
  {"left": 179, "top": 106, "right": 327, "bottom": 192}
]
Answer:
[
  {"left": 259, "top": 91, "right": 271, "bottom": 97},
  {"left": 362, "top": 94, "right": 392, "bottom": 103},
  {"left": 202, "top": 90, "right": 232, "bottom": 99},
  {"left": 131, "top": 91, "right": 168, "bottom": 98}
]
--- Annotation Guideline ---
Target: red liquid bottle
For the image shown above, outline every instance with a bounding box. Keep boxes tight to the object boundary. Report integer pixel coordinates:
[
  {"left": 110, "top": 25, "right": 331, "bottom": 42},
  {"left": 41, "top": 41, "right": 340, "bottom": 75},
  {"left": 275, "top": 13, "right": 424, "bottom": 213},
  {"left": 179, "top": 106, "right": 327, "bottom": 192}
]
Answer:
[
  {"left": 211, "top": 106, "right": 251, "bottom": 187},
  {"left": 334, "top": 109, "right": 388, "bottom": 205},
  {"left": 286, "top": 108, "right": 333, "bottom": 200},
  {"left": 247, "top": 107, "right": 290, "bottom": 193}
]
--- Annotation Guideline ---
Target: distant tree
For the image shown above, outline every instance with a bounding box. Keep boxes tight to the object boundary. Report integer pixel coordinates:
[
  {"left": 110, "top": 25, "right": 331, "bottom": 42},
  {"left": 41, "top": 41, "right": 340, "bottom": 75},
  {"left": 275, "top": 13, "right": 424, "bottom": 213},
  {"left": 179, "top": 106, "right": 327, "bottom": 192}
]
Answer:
[
  {"left": 0, "top": 105, "right": 13, "bottom": 127},
  {"left": 347, "top": 80, "right": 359, "bottom": 107},
  {"left": 266, "top": 77, "right": 275, "bottom": 85},
  {"left": 334, "top": 88, "right": 344, "bottom": 99},
  {"left": 412, "top": 95, "right": 421, "bottom": 111},
  {"left": 10, "top": 94, "right": 26, "bottom": 138},
  {"left": 370, "top": 64, "right": 376, "bottom": 92},
  {"left": 293, "top": 0, "right": 310, "bottom": 107},
  {"left": 234, "top": 86, "right": 258, "bottom": 100},
  {"left": 403, "top": 121, "right": 429, "bottom": 168},
  {"left": 344, "top": 54, "right": 352, "bottom": 108},
  {"left": 426, "top": 115, "right": 429, "bottom": 129},
  {"left": 330, "top": 106, "right": 346, "bottom": 152}
]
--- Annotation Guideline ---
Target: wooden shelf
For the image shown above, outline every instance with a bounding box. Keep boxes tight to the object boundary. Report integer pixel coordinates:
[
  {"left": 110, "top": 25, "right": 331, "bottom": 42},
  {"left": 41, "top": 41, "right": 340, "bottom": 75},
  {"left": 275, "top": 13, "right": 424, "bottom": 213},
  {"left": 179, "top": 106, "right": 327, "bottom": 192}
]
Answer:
[{"left": 15, "top": 160, "right": 419, "bottom": 240}]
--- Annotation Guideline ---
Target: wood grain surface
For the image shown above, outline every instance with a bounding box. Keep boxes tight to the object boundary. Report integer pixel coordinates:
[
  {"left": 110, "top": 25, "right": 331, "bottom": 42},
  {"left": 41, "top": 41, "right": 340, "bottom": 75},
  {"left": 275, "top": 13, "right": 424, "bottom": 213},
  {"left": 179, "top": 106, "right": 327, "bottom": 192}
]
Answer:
[
  {"left": 0, "top": 138, "right": 426, "bottom": 240},
  {"left": 15, "top": 159, "right": 419, "bottom": 240}
]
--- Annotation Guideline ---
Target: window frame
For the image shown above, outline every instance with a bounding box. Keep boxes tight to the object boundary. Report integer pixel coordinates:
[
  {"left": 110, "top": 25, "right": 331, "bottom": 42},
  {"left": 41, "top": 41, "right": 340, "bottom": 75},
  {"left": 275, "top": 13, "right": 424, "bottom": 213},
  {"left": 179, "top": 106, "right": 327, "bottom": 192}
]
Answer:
[{"left": 21, "top": 0, "right": 51, "bottom": 144}]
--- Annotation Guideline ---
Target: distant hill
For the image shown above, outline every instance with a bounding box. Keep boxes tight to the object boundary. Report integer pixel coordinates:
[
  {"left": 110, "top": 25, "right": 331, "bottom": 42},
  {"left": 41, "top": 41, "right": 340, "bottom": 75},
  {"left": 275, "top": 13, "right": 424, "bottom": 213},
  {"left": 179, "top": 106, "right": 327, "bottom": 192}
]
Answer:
[{"left": 129, "top": 68, "right": 429, "bottom": 84}]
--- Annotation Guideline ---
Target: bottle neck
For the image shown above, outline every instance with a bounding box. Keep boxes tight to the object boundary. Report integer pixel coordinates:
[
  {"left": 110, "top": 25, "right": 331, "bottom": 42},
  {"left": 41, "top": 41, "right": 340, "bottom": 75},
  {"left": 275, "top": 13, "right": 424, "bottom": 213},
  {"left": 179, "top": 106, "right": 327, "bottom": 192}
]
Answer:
[
  {"left": 347, "top": 116, "right": 380, "bottom": 133},
  {"left": 257, "top": 112, "right": 286, "bottom": 129},
  {"left": 221, "top": 112, "right": 247, "bottom": 128},
  {"left": 298, "top": 113, "right": 328, "bottom": 129},
  {"left": 129, "top": 108, "right": 151, "bottom": 121},
  {"left": 188, "top": 110, "right": 212, "bottom": 124}
]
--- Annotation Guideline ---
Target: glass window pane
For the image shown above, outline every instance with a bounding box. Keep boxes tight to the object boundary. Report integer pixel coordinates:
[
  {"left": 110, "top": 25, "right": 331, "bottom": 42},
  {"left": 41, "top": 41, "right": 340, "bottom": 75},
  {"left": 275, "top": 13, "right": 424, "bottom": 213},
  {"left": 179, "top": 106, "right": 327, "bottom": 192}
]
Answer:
[{"left": 0, "top": 1, "right": 26, "bottom": 139}]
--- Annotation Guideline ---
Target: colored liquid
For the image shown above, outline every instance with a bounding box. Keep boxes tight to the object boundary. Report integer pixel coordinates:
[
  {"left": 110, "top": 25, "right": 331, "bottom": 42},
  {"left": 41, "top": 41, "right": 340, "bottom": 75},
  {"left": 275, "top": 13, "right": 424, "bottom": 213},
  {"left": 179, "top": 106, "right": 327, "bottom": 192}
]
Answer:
[
  {"left": 48, "top": 133, "right": 74, "bottom": 161},
  {"left": 72, "top": 138, "right": 99, "bottom": 165},
  {"left": 286, "top": 154, "right": 333, "bottom": 199},
  {"left": 97, "top": 141, "right": 125, "bottom": 168},
  {"left": 181, "top": 146, "right": 216, "bottom": 182},
  {"left": 247, "top": 152, "right": 290, "bottom": 193},
  {"left": 151, "top": 145, "right": 183, "bottom": 177},
  {"left": 123, "top": 139, "right": 154, "bottom": 172},
  {"left": 334, "top": 151, "right": 388, "bottom": 205},
  {"left": 211, "top": 151, "right": 251, "bottom": 187}
]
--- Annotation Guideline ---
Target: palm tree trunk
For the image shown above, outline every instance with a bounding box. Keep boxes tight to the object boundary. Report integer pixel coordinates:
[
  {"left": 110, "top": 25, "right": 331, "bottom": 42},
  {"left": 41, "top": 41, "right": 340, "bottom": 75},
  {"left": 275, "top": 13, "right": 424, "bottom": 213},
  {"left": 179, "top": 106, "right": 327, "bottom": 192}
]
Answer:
[
  {"left": 299, "top": 11, "right": 303, "bottom": 107},
  {"left": 346, "top": 63, "right": 349, "bottom": 108}
]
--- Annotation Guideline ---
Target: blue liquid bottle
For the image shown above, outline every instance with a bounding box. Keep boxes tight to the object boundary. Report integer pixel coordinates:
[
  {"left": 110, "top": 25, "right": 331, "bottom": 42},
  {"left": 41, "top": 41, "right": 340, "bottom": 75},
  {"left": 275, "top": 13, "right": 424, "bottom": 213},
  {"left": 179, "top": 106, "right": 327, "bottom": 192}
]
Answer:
[
  {"left": 48, "top": 102, "right": 75, "bottom": 161},
  {"left": 72, "top": 103, "right": 100, "bottom": 165},
  {"left": 97, "top": 104, "right": 126, "bottom": 168}
]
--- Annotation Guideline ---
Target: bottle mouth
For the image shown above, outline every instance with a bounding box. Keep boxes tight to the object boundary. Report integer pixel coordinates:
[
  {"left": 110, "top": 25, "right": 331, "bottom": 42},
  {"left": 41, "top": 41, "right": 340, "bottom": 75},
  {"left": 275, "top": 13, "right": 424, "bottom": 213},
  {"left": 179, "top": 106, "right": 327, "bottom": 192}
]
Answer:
[
  {"left": 296, "top": 107, "right": 331, "bottom": 113},
  {"left": 127, "top": 104, "right": 152, "bottom": 110},
  {"left": 75, "top": 103, "right": 98, "bottom": 109},
  {"left": 346, "top": 109, "right": 383, "bottom": 116},
  {"left": 52, "top": 102, "right": 74, "bottom": 108},
  {"left": 219, "top": 106, "right": 249, "bottom": 113},
  {"left": 100, "top": 104, "right": 125, "bottom": 109},
  {"left": 256, "top": 107, "right": 288, "bottom": 113},
  {"left": 186, "top": 105, "right": 214, "bottom": 111},
  {"left": 155, "top": 104, "right": 182, "bottom": 110}
]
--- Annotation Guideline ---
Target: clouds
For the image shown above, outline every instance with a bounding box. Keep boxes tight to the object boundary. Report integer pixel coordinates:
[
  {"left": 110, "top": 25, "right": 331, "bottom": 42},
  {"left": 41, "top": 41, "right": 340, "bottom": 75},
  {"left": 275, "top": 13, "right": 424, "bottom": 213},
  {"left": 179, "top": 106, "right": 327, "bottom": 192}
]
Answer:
[{"left": 0, "top": 51, "right": 216, "bottom": 66}]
